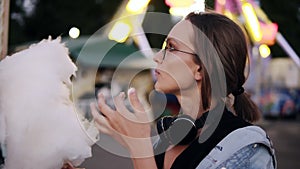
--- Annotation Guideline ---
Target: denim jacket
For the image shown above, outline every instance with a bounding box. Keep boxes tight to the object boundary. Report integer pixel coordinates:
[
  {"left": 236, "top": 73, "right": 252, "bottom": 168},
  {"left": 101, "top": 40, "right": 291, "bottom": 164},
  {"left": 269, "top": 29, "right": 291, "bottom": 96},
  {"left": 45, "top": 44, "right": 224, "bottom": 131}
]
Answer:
[{"left": 196, "top": 126, "right": 277, "bottom": 169}]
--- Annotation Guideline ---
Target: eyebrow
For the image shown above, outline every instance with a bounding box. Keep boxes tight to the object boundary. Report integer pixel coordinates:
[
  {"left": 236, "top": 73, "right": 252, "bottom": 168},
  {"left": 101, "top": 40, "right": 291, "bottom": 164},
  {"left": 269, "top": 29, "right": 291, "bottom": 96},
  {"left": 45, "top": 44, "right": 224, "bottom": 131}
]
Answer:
[{"left": 166, "top": 37, "right": 178, "bottom": 44}]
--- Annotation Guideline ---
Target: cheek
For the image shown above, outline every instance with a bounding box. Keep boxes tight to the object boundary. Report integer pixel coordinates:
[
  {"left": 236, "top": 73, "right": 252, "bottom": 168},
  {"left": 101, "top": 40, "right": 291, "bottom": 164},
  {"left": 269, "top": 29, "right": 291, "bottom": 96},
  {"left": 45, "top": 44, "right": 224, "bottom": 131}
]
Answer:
[
  {"left": 155, "top": 60, "right": 196, "bottom": 92},
  {"left": 173, "top": 70, "right": 195, "bottom": 89},
  {"left": 154, "top": 75, "right": 177, "bottom": 93},
  {"left": 170, "top": 58, "right": 196, "bottom": 87}
]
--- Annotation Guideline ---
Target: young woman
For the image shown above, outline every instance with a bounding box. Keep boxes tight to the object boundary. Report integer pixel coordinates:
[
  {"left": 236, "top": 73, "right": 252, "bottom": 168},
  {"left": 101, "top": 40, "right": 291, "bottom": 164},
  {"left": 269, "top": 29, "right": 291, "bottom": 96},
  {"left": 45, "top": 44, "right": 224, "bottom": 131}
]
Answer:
[{"left": 91, "top": 11, "right": 277, "bottom": 169}]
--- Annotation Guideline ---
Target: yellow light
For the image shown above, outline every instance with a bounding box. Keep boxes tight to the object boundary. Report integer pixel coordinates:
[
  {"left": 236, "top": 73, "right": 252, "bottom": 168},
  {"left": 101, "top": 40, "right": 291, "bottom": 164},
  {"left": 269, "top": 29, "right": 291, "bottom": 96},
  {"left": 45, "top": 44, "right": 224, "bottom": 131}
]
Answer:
[
  {"left": 162, "top": 40, "right": 167, "bottom": 49},
  {"left": 126, "top": 0, "right": 150, "bottom": 13},
  {"left": 69, "top": 27, "right": 80, "bottom": 39},
  {"left": 165, "top": 0, "right": 194, "bottom": 7},
  {"left": 224, "top": 10, "right": 234, "bottom": 20},
  {"left": 169, "top": 1, "right": 205, "bottom": 17},
  {"left": 259, "top": 44, "right": 271, "bottom": 58},
  {"left": 242, "top": 3, "right": 262, "bottom": 42},
  {"left": 169, "top": 7, "right": 190, "bottom": 16},
  {"left": 108, "top": 22, "right": 131, "bottom": 43}
]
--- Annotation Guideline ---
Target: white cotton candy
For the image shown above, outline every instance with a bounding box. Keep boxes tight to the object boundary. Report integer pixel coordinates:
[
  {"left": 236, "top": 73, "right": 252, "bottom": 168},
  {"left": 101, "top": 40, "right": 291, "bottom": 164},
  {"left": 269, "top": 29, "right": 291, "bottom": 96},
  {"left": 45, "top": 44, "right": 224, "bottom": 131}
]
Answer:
[{"left": 0, "top": 37, "right": 98, "bottom": 169}]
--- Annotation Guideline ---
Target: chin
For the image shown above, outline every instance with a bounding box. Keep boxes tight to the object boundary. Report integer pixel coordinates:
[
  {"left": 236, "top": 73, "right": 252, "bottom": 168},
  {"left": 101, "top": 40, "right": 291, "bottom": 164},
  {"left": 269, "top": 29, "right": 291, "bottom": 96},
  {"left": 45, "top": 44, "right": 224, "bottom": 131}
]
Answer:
[
  {"left": 154, "top": 82, "right": 177, "bottom": 95},
  {"left": 154, "top": 82, "right": 166, "bottom": 93},
  {"left": 154, "top": 83, "right": 162, "bottom": 92}
]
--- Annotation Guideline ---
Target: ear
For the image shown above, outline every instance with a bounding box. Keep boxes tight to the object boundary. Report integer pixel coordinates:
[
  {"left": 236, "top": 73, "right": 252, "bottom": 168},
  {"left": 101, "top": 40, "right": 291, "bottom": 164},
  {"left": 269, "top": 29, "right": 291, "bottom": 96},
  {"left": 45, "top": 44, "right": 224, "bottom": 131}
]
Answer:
[{"left": 194, "top": 65, "right": 202, "bottom": 81}]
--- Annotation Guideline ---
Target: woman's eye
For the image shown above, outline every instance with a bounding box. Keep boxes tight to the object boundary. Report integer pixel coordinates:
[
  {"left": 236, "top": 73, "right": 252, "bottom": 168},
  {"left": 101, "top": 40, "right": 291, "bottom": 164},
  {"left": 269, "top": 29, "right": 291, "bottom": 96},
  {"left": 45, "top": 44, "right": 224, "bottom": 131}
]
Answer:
[{"left": 167, "top": 43, "right": 175, "bottom": 51}]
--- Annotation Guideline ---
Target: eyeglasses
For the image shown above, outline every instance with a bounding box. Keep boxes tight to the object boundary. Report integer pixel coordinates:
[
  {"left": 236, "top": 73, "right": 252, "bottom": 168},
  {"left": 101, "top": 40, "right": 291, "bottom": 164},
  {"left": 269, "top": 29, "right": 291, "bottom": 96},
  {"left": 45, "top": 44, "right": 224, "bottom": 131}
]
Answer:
[{"left": 162, "top": 46, "right": 198, "bottom": 61}]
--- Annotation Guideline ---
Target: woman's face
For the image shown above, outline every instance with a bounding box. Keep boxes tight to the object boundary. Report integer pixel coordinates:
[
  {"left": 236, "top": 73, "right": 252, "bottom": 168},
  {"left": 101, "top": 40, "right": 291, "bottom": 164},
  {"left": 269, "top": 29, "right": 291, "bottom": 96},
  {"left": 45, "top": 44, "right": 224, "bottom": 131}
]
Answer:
[{"left": 153, "top": 20, "right": 201, "bottom": 95}]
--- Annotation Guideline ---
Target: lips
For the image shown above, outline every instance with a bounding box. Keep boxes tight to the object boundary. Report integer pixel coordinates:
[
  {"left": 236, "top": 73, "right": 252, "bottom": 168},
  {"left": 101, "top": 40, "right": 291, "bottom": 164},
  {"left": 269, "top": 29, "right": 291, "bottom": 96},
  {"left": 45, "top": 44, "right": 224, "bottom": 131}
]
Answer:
[{"left": 154, "top": 69, "right": 160, "bottom": 77}]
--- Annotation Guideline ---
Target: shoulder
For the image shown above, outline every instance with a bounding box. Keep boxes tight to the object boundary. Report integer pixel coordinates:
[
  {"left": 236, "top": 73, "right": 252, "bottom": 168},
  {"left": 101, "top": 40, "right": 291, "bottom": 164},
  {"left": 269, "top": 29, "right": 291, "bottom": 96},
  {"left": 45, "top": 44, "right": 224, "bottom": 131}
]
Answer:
[
  {"left": 217, "top": 143, "right": 275, "bottom": 169},
  {"left": 197, "top": 126, "right": 277, "bottom": 169}
]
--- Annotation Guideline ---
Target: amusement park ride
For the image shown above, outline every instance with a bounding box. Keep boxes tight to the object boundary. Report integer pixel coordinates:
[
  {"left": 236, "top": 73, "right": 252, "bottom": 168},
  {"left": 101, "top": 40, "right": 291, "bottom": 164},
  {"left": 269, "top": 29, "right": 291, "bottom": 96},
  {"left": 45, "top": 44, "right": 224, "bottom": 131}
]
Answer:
[
  {"left": 105, "top": 0, "right": 300, "bottom": 67},
  {"left": 1, "top": 0, "right": 299, "bottom": 66}
]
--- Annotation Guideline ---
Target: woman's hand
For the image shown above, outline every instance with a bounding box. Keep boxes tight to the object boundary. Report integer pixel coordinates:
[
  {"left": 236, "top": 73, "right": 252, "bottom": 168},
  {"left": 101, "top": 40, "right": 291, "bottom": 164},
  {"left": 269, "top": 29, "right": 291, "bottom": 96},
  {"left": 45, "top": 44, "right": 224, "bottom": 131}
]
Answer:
[
  {"left": 62, "top": 162, "right": 84, "bottom": 169},
  {"left": 90, "top": 88, "right": 153, "bottom": 157}
]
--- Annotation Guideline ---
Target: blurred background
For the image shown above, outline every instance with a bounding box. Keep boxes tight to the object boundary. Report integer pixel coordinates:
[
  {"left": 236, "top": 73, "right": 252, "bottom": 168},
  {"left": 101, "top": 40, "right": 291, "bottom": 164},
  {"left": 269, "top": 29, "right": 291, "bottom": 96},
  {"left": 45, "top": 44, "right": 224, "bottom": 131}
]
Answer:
[{"left": 1, "top": 0, "right": 300, "bottom": 168}]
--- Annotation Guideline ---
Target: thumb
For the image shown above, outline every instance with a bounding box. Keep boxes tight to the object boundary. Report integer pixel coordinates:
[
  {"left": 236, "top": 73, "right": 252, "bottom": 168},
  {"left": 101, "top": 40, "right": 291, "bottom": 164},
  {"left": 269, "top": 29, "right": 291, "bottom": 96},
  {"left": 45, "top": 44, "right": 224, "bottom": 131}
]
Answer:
[{"left": 128, "top": 88, "right": 144, "bottom": 114}]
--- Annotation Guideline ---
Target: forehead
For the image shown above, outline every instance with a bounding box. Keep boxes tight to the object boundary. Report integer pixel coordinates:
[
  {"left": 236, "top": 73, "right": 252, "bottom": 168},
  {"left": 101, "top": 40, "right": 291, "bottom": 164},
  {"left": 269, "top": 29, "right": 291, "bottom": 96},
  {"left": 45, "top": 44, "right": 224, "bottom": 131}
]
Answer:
[{"left": 167, "top": 20, "right": 195, "bottom": 51}]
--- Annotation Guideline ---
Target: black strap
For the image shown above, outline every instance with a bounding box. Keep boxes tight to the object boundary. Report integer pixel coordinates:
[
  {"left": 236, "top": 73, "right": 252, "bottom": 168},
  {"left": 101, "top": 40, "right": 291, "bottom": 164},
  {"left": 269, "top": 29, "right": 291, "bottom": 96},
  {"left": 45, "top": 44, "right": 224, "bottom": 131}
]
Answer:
[
  {"left": 0, "top": 148, "right": 4, "bottom": 165},
  {"left": 194, "top": 111, "right": 208, "bottom": 129},
  {"left": 153, "top": 138, "right": 168, "bottom": 169}
]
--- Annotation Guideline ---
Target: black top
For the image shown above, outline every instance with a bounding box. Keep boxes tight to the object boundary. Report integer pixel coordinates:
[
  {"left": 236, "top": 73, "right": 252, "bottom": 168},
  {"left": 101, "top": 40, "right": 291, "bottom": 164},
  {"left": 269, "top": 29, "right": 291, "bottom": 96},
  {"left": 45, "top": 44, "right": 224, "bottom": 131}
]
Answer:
[
  {"left": 154, "top": 108, "right": 251, "bottom": 169},
  {"left": 0, "top": 148, "right": 4, "bottom": 165}
]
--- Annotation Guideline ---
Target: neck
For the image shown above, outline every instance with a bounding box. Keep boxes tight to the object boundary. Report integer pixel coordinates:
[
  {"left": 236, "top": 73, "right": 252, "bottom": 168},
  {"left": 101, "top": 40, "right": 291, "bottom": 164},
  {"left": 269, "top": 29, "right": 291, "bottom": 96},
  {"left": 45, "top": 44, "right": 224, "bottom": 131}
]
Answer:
[{"left": 175, "top": 86, "right": 206, "bottom": 119}]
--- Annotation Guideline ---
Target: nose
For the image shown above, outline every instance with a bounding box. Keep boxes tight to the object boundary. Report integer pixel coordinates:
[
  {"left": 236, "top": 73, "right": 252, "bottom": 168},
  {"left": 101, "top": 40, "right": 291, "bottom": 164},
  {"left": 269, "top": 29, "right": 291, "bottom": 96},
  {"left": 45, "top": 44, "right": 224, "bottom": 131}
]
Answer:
[{"left": 153, "top": 49, "right": 164, "bottom": 64}]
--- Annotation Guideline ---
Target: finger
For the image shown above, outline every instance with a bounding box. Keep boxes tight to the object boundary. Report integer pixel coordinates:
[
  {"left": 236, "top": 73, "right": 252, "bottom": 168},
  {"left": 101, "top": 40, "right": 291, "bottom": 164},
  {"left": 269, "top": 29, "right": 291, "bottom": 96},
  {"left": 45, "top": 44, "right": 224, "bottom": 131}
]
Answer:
[
  {"left": 97, "top": 93, "right": 115, "bottom": 118},
  {"left": 91, "top": 103, "right": 114, "bottom": 134},
  {"left": 94, "top": 122, "right": 111, "bottom": 135},
  {"left": 113, "top": 92, "right": 133, "bottom": 119},
  {"left": 62, "top": 162, "right": 75, "bottom": 169},
  {"left": 128, "top": 88, "right": 145, "bottom": 113},
  {"left": 90, "top": 102, "right": 101, "bottom": 119},
  {"left": 113, "top": 92, "right": 125, "bottom": 111},
  {"left": 90, "top": 102, "right": 111, "bottom": 126}
]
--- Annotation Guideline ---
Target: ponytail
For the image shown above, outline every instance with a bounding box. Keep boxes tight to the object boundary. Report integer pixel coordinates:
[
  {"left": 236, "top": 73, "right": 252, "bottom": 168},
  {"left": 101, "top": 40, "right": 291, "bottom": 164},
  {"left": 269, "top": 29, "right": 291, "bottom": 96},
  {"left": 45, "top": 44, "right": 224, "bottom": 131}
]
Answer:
[{"left": 233, "top": 92, "right": 261, "bottom": 122}]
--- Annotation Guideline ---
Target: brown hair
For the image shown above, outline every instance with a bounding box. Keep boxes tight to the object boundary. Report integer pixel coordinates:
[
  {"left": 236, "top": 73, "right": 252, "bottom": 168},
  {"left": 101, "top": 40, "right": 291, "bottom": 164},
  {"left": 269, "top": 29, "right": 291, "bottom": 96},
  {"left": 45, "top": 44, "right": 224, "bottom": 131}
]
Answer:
[{"left": 185, "top": 12, "right": 260, "bottom": 122}]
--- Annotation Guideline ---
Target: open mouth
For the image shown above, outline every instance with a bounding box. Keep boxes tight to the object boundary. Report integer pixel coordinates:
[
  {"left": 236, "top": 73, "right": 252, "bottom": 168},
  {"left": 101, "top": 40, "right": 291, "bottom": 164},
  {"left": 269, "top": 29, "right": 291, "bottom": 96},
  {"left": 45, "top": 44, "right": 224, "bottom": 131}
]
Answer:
[{"left": 154, "top": 69, "right": 161, "bottom": 76}]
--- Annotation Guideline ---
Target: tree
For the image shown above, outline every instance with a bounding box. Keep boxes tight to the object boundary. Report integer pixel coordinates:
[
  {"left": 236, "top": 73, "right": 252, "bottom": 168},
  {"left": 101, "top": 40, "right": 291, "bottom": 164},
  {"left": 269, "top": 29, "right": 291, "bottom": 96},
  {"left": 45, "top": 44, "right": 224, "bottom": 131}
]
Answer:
[
  {"left": 9, "top": 0, "right": 27, "bottom": 48},
  {"left": 9, "top": 0, "right": 299, "bottom": 58},
  {"left": 9, "top": 0, "right": 123, "bottom": 51}
]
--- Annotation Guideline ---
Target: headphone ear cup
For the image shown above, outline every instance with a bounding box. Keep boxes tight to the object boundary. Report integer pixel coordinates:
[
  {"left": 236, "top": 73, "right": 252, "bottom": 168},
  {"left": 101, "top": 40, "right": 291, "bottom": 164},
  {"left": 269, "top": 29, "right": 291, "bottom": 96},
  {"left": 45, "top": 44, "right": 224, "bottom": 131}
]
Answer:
[
  {"left": 157, "top": 116, "right": 174, "bottom": 142},
  {"left": 167, "top": 115, "right": 197, "bottom": 145}
]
